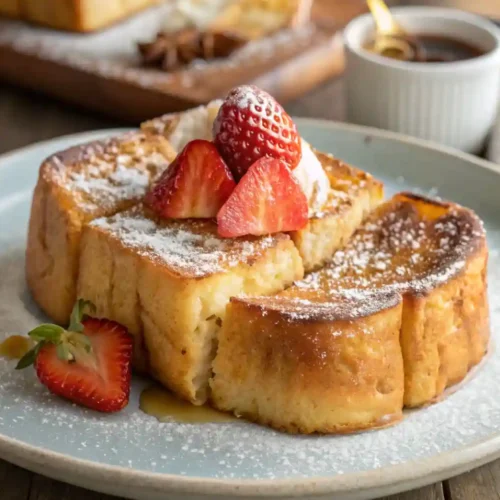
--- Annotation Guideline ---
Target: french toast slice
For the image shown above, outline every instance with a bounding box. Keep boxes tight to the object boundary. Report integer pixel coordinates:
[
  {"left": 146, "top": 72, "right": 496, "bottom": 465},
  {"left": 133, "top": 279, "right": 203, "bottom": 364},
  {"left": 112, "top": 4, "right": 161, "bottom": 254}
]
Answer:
[
  {"left": 26, "top": 131, "right": 176, "bottom": 325},
  {"left": 211, "top": 193, "right": 489, "bottom": 433},
  {"left": 77, "top": 205, "right": 303, "bottom": 403},
  {"left": 293, "top": 151, "right": 384, "bottom": 271}
]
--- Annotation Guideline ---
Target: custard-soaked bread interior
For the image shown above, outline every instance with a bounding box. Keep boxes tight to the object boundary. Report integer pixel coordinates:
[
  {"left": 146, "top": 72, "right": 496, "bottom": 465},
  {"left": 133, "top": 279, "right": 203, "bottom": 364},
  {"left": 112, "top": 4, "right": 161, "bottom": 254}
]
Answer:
[
  {"left": 77, "top": 205, "right": 303, "bottom": 403},
  {"left": 26, "top": 132, "right": 176, "bottom": 325},
  {"left": 211, "top": 193, "right": 489, "bottom": 432}
]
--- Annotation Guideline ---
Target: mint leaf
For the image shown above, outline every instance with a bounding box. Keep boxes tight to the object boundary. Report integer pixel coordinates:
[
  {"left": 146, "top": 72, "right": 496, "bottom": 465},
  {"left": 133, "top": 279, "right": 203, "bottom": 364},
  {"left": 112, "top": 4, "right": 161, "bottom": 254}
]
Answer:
[{"left": 28, "top": 324, "right": 64, "bottom": 343}]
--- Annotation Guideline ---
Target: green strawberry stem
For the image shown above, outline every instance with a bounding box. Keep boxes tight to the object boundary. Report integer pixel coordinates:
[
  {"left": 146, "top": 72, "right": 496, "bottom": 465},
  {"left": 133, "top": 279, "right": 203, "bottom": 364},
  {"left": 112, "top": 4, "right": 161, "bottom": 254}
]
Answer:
[{"left": 16, "top": 299, "right": 96, "bottom": 370}]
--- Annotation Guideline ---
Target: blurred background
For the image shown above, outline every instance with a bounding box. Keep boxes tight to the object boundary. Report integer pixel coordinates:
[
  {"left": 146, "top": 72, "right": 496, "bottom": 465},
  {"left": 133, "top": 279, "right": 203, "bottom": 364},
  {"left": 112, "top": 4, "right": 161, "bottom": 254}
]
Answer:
[{"left": 0, "top": 0, "right": 499, "bottom": 155}]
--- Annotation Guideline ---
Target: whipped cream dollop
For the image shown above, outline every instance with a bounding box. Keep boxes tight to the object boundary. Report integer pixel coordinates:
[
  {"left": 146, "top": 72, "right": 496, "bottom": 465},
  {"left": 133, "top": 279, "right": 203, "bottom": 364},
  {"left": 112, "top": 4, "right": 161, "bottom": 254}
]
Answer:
[
  {"left": 163, "top": 0, "right": 233, "bottom": 32},
  {"left": 168, "top": 103, "right": 330, "bottom": 214},
  {"left": 293, "top": 139, "right": 330, "bottom": 214},
  {"left": 168, "top": 100, "right": 222, "bottom": 152}
]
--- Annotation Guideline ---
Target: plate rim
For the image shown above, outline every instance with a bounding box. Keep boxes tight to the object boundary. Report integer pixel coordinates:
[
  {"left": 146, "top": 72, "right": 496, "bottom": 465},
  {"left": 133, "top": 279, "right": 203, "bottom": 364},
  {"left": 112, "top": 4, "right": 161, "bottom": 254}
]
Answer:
[{"left": 1, "top": 119, "right": 500, "bottom": 499}]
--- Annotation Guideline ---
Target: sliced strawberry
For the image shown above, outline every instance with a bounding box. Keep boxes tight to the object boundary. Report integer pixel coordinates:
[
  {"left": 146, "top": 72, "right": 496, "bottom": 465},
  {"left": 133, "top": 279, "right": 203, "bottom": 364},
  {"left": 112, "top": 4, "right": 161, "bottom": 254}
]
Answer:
[
  {"left": 217, "top": 157, "right": 308, "bottom": 238},
  {"left": 16, "top": 300, "right": 133, "bottom": 413},
  {"left": 213, "top": 85, "right": 302, "bottom": 179},
  {"left": 145, "top": 139, "right": 236, "bottom": 219}
]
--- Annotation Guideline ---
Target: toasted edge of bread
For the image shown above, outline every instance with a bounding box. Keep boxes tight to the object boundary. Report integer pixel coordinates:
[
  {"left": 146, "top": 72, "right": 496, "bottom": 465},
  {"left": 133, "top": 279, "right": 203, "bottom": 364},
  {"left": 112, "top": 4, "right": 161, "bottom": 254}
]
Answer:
[{"left": 211, "top": 291, "right": 404, "bottom": 434}]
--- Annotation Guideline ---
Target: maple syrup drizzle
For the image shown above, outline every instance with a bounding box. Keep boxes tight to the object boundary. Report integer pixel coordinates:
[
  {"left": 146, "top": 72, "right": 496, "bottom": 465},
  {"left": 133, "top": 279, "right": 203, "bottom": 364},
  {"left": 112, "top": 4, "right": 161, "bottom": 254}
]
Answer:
[
  {"left": 0, "top": 336, "right": 31, "bottom": 360},
  {"left": 140, "top": 385, "right": 237, "bottom": 424}
]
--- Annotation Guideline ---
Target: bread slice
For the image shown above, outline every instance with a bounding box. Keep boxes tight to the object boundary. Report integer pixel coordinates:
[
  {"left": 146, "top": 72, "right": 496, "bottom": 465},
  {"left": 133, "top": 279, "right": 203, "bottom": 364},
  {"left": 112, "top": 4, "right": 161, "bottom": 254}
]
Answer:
[
  {"left": 212, "top": 291, "right": 404, "bottom": 434},
  {"left": 77, "top": 205, "right": 303, "bottom": 402},
  {"left": 208, "top": 0, "right": 312, "bottom": 40},
  {"left": 26, "top": 131, "right": 176, "bottom": 325},
  {"left": 211, "top": 193, "right": 489, "bottom": 433},
  {"left": 1, "top": 0, "right": 161, "bottom": 32},
  {"left": 292, "top": 151, "right": 384, "bottom": 272}
]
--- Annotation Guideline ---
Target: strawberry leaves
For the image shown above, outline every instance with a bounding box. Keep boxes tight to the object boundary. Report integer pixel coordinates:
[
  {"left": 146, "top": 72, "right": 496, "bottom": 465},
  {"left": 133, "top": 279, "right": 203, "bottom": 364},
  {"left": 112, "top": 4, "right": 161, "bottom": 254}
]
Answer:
[
  {"left": 16, "top": 299, "right": 96, "bottom": 370},
  {"left": 15, "top": 343, "right": 43, "bottom": 370},
  {"left": 69, "top": 299, "right": 96, "bottom": 333}
]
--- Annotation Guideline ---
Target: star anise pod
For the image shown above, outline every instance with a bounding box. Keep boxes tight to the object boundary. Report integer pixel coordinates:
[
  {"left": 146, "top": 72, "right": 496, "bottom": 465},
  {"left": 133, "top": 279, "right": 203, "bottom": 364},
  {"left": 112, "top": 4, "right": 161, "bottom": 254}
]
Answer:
[{"left": 138, "top": 28, "right": 247, "bottom": 72}]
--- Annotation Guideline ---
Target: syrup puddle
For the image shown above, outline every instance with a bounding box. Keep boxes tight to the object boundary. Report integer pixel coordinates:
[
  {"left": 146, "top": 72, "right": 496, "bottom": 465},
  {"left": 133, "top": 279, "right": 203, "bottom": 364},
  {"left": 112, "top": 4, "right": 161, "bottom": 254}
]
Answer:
[
  {"left": 140, "top": 385, "right": 237, "bottom": 424},
  {"left": 0, "top": 335, "right": 31, "bottom": 360}
]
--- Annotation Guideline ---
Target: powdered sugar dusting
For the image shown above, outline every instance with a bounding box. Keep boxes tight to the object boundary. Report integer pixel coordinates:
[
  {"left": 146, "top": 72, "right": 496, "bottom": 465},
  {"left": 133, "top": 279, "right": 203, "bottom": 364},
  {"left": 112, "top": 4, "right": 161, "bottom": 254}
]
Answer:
[
  {"left": 68, "top": 165, "right": 150, "bottom": 205},
  {"left": 230, "top": 84, "right": 263, "bottom": 111},
  {"left": 300, "top": 196, "right": 483, "bottom": 297},
  {"left": 48, "top": 134, "right": 171, "bottom": 214},
  {"left": 241, "top": 194, "right": 486, "bottom": 323},
  {"left": 91, "top": 207, "right": 280, "bottom": 278}
]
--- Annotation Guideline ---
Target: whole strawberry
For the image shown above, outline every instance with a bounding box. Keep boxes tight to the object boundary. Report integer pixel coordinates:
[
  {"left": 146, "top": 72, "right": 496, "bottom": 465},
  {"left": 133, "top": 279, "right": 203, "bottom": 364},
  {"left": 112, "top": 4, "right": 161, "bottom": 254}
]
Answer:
[{"left": 213, "top": 85, "right": 302, "bottom": 179}]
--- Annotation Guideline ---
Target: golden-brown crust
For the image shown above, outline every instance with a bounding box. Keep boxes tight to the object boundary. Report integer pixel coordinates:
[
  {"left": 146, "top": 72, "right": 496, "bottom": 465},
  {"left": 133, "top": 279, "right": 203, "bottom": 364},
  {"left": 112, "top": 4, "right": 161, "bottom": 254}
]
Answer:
[
  {"left": 26, "top": 131, "right": 176, "bottom": 324},
  {"left": 232, "top": 289, "right": 402, "bottom": 323},
  {"left": 7, "top": 0, "right": 160, "bottom": 32},
  {"left": 401, "top": 244, "right": 489, "bottom": 407},
  {"left": 211, "top": 298, "right": 404, "bottom": 434},
  {"left": 25, "top": 170, "right": 83, "bottom": 324}
]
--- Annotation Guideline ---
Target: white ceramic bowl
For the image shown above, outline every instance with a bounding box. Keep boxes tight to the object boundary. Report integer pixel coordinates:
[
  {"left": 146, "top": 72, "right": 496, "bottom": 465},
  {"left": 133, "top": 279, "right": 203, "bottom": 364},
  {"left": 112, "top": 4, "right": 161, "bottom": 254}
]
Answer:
[{"left": 344, "top": 7, "right": 500, "bottom": 153}]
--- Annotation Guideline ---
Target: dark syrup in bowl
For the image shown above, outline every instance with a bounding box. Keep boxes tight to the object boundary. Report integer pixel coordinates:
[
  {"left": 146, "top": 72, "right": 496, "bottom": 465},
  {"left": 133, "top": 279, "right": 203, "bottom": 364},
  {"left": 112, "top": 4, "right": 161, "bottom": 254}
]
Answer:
[{"left": 365, "top": 33, "right": 486, "bottom": 63}]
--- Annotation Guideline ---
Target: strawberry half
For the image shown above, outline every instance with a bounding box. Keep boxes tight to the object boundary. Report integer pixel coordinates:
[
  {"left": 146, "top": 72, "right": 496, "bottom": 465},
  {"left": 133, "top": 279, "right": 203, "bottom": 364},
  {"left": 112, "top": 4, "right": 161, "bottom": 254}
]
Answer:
[
  {"left": 16, "top": 300, "right": 133, "bottom": 413},
  {"left": 145, "top": 139, "right": 236, "bottom": 219},
  {"left": 213, "top": 85, "right": 302, "bottom": 179},
  {"left": 217, "top": 157, "right": 308, "bottom": 238}
]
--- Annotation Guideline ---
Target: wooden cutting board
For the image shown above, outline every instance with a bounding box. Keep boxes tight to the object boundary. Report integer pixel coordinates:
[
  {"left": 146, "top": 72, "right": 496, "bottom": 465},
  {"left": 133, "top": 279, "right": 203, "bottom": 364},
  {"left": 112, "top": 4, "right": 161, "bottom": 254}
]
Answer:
[{"left": 0, "top": 1, "right": 367, "bottom": 123}]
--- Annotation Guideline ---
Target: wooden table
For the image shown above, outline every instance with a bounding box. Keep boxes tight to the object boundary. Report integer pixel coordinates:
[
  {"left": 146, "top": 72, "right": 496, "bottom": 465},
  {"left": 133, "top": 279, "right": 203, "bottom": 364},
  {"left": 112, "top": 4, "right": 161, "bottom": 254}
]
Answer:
[{"left": 0, "top": 80, "right": 499, "bottom": 500}]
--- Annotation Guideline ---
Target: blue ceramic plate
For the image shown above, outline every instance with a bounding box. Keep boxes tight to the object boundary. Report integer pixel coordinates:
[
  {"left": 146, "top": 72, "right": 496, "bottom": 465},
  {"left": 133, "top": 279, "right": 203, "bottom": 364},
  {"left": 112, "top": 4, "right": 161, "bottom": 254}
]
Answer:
[{"left": 1, "top": 120, "right": 500, "bottom": 500}]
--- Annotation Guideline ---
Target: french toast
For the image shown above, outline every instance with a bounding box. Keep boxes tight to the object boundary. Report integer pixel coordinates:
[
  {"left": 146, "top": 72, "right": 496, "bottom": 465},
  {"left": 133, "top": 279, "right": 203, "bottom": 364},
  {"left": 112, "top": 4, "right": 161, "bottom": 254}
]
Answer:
[
  {"left": 207, "top": 0, "right": 312, "bottom": 40},
  {"left": 26, "top": 131, "right": 176, "bottom": 326},
  {"left": 77, "top": 205, "right": 303, "bottom": 402},
  {"left": 26, "top": 84, "right": 489, "bottom": 434},
  {"left": 210, "top": 193, "right": 489, "bottom": 433},
  {"left": 73, "top": 143, "right": 380, "bottom": 401},
  {"left": 0, "top": 0, "right": 161, "bottom": 32},
  {"left": 28, "top": 107, "right": 381, "bottom": 394}
]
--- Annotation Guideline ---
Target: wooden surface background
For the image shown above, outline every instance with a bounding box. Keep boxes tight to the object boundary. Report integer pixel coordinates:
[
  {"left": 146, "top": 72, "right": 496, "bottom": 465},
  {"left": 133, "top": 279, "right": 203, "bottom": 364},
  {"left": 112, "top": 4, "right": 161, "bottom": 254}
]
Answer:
[{"left": 1, "top": 77, "right": 500, "bottom": 499}]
